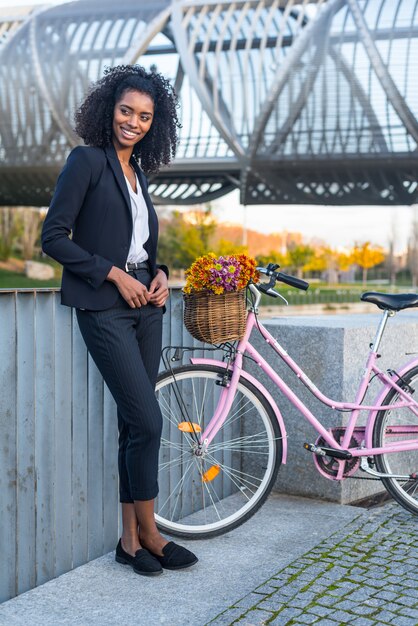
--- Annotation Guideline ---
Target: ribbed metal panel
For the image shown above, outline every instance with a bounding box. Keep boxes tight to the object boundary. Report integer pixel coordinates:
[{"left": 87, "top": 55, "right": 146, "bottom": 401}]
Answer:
[
  {"left": 0, "top": 290, "right": 119, "bottom": 601},
  {"left": 0, "top": 286, "right": 194, "bottom": 602}
]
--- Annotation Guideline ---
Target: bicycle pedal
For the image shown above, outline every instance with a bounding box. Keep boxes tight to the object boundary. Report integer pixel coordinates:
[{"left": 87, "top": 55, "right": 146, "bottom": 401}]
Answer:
[{"left": 304, "top": 442, "right": 352, "bottom": 460}]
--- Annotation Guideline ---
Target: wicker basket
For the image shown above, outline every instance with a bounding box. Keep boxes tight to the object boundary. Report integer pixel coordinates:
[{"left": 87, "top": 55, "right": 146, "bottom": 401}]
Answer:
[{"left": 183, "top": 289, "right": 246, "bottom": 344}]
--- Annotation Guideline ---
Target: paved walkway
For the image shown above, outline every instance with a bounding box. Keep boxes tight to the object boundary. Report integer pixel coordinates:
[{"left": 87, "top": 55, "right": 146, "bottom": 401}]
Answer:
[
  {"left": 208, "top": 503, "right": 418, "bottom": 626},
  {"left": 1, "top": 495, "right": 417, "bottom": 625}
]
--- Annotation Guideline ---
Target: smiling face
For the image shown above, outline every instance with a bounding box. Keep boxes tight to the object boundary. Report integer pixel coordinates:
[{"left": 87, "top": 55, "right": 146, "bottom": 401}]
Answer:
[{"left": 112, "top": 89, "right": 154, "bottom": 154}]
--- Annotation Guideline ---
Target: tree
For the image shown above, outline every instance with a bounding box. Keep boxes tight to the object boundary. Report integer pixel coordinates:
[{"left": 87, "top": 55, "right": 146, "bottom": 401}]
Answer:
[
  {"left": 214, "top": 239, "right": 248, "bottom": 256},
  {"left": 255, "top": 251, "right": 288, "bottom": 269},
  {"left": 337, "top": 251, "right": 352, "bottom": 273},
  {"left": 304, "top": 248, "right": 327, "bottom": 273},
  {"left": 304, "top": 246, "right": 339, "bottom": 283},
  {"left": 0, "top": 208, "right": 19, "bottom": 261},
  {"left": 14, "top": 208, "right": 44, "bottom": 260},
  {"left": 335, "top": 250, "right": 353, "bottom": 283},
  {"left": 386, "top": 217, "right": 399, "bottom": 286},
  {"left": 350, "top": 241, "right": 385, "bottom": 286},
  {"left": 407, "top": 210, "right": 418, "bottom": 288},
  {"left": 185, "top": 205, "right": 217, "bottom": 251},
  {"left": 158, "top": 207, "right": 217, "bottom": 269},
  {"left": 286, "top": 244, "right": 315, "bottom": 279}
]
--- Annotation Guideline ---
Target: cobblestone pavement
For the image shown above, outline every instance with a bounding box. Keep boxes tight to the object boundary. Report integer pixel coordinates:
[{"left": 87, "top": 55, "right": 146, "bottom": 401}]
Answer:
[{"left": 206, "top": 503, "right": 418, "bottom": 626}]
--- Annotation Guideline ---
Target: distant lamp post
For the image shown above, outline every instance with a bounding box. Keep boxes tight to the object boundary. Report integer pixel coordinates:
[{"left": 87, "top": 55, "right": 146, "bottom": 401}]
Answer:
[{"left": 242, "top": 205, "right": 247, "bottom": 247}]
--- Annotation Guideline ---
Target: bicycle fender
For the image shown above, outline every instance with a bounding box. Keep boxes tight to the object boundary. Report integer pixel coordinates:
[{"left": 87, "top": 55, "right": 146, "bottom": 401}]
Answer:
[
  {"left": 190, "top": 357, "right": 287, "bottom": 464},
  {"left": 365, "top": 356, "right": 418, "bottom": 446}
]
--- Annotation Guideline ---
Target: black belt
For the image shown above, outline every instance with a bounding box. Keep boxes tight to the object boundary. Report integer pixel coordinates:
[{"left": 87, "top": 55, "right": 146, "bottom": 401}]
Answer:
[{"left": 125, "top": 261, "right": 149, "bottom": 272}]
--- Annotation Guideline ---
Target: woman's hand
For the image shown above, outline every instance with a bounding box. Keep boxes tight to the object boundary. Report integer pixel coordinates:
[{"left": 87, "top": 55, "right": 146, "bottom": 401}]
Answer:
[
  {"left": 106, "top": 266, "right": 150, "bottom": 308},
  {"left": 149, "top": 269, "right": 169, "bottom": 307}
]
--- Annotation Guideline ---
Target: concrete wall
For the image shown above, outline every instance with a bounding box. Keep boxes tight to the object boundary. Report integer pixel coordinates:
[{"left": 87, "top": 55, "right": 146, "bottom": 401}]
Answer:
[{"left": 1, "top": 287, "right": 417, "bottom": 602}]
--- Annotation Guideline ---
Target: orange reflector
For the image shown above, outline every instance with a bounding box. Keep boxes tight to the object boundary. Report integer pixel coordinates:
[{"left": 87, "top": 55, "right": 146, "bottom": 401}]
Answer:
[
  {"left": 178, "top": 421, "right": 201, "bottom": 433},
  {"left": 202, "top": 465, "right": 220, "bottom": 483}
]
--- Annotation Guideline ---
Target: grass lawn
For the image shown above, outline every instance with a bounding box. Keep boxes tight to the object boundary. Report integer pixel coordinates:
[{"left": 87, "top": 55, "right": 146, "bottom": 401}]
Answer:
[
  {"left": 0, "top": 269, "right": 61, "bottom": 289},
  {"left": 263, "top": 282, "right": 408, "bottom": 306},
  {"left": 0, "top": 257, "right": 62, "bottom": 289},
  {"left": 0, "top": 264, "right": 411, "bottom": 297}
]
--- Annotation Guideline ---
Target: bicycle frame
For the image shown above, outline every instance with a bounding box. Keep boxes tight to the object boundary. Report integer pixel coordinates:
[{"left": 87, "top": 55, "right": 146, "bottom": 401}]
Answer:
[{"left": 190, "top": 307, "right": 418, "bottom": 474}]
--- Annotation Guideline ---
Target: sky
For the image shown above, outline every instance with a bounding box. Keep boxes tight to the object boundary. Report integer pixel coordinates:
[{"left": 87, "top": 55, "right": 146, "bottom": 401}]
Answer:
[
  {"left": 1, "top": 0, "right": 415, "bottom": 253},
  {"left": 0, "top": 0, "right": 66, "bottom": 5},
  {"left": 212, "top": 192, "right": 414, "bottom": 253}
]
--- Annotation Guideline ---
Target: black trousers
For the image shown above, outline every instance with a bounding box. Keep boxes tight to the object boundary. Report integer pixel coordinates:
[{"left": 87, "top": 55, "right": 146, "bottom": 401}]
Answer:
[{"left": 76, "top": 268, "right": 163, "bottom": 502}]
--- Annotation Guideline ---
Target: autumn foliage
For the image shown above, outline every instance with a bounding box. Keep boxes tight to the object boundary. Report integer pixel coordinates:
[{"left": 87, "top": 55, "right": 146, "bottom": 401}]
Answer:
[
  {"left": 350, "top": 242, "right": 385, "bottom": 286},
  {"left": 158, "top": 207, "right": 387, "bottom": 283}
]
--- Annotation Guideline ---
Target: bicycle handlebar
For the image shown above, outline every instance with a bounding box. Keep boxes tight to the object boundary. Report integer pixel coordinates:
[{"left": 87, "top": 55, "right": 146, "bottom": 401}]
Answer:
[
  {"left": 276, "top": 271, "right": 309, "bottom": 292},
  {"left": 256, "top": 265, "right": 309, "bottom": 292}
]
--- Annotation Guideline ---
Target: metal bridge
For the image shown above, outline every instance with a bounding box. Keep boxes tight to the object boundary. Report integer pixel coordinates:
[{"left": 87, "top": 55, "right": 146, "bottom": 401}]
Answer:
[{"left": 0, "top": 0, "right": 417, "bottom": 206}]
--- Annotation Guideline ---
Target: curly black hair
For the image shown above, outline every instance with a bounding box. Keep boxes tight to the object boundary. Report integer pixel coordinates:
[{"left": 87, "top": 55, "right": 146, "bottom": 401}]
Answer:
[{"left": 74, "top": 65, "right": 180, "bottom": 174}]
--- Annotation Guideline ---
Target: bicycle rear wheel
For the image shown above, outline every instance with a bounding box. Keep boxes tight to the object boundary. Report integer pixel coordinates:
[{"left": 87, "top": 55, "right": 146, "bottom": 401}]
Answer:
[
  {"left": 155, "top": 364, "right": 282, "bottom": 538},
  {"left": 372, "top": 365, "right": 418, "bottom": 514}
]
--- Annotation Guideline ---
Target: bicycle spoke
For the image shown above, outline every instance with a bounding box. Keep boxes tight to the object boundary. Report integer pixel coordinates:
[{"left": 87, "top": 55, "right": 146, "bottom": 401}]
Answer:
[
  {"left": 224, "top": 397, "right": 260, "bottom": 426},
  {"left": 204, "top": 460, "right": 253, "bottom": 500},
  {"left": 209, "top": 432, "right": 276, "bottom": 453},
  {"left": 200, "top": 471, "right": 224, "bottom": 521},
  {"left": 159, "top": 390, "right": 199, "bottom": 439},
  {"left": 373, "top": 365, "right": 418, "bottom": 515},
  {"left": 159, "top": 450, "right": 191, "bottom": 471},
  {"left": 168, "top": 461, "right": 196, "bottom": 522},
  {"left": 158, "top": 458, "right": 195, "bottom": 519},
  {"left": 158, "top": 394, "right": 185, "bottom": 427},
  {"left": 207, "top": 455, "right": 265, "bottom": 486},
  {"left": 401, "top": 478, "right": 418, "bottom": 497},
  {"left": 158, "top": 399, "right": 197, "bottom": 449},
  {"left": 160, "top": 438, "right": 187, "bottom": 452},
  {"left": 205, "top": 452, "right": 263, "bottom": 491},
  {"left": 192, "top": 376, "right": 210, "bottom": 428}
]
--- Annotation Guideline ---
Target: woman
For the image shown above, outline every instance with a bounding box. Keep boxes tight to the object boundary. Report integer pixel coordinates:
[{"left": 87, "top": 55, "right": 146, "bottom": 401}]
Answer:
[{"left": 42, "top": 65, "right": 198, "bottom": 576}]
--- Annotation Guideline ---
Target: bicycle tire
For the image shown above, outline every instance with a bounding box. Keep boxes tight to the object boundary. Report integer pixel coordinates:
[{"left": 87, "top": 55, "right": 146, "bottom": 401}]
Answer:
[
  {"left": 155, "top": 364, "right": 283, "bottom": 538},
  {"left": 372, "top": 364, "right": 418, "bottom": 514}
]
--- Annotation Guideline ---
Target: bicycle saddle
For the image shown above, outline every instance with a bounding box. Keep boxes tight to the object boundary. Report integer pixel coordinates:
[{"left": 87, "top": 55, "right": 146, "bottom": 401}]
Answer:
[{"left": 361, "top": 291, "right": 418, "bottom": 311}]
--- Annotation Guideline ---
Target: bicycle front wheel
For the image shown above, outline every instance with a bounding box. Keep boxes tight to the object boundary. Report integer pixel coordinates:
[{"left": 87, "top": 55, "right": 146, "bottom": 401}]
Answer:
[
  {"left": 373, "top": 365, "right": 418, "bottom": 514},
  {"left": 155, "top": 365, "right": 282, "bottom": 538}
]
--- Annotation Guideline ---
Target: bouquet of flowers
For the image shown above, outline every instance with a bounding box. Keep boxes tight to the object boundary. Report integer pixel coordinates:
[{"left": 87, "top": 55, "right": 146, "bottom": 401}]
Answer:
[
  {"left": 183, "top": 253, "right": 259, "bottom": 344},
  {"left": 183, "top": 253, "right": 259, "bottom": 295}
]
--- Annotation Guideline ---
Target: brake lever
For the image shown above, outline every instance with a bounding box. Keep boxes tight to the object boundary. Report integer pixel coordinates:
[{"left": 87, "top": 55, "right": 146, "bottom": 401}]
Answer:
[
  {"left": 267, "top": 289, "right": 288, "bottom": 305},
  {"left": 258, "top": 283, "right": 289, "bottom": 305},
  {"left": 256, "top": 264, "right": 280, "bottom": 276},
  {"left": 256, "top": 266, "right": 269, "bottom": 275}
]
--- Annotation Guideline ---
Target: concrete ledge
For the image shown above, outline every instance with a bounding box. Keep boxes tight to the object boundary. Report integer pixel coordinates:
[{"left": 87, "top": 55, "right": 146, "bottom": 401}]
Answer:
[{"left": 0, "top": 495, "right": 364, "bottom": 625}]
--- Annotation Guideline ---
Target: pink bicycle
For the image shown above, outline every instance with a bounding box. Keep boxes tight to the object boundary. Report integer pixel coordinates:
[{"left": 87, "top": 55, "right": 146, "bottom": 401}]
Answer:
[{"left": 155, "top": 264, "right": 418, "bottom": 538}]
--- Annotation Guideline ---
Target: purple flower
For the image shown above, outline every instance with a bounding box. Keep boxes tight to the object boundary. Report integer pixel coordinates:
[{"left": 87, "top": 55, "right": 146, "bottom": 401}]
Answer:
[{"left": 208, "top": 256, "right": 241, "bottom": 292}]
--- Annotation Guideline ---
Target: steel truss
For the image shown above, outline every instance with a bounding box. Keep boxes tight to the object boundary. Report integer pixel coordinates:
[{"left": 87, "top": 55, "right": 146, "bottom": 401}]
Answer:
[{"left": 0, "top": 0, "right": 417, "bottom": 206}]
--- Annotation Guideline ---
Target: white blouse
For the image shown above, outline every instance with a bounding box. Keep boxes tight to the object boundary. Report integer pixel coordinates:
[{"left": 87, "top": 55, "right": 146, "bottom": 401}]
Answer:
[{"left": 124, "top": 173, "right": 149, "bottom": 264}]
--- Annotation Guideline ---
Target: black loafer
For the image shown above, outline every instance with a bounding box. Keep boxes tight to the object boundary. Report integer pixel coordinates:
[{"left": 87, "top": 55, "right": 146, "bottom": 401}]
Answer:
[
  {"left": 147, "top": 541, "right": 198, "bottom": 570},
  {"left": 115, "top": 539, "right": 163, "bottom": 576}
]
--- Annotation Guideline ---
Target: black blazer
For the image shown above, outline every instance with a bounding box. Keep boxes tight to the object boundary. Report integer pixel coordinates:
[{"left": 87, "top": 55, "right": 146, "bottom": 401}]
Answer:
[{"left": 42, "top": 144, "right": 168, "bottom": 311}]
